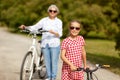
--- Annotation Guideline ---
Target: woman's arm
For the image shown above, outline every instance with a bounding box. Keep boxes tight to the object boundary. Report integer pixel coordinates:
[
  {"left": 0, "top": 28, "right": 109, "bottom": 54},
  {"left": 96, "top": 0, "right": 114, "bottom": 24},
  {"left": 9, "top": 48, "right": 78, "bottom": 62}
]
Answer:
[
  {"left": 49, "top": 30, "right": 60, "bottom": 37},
  {"left": 49, "top": 21, "right": 62, "bottom": 37}
]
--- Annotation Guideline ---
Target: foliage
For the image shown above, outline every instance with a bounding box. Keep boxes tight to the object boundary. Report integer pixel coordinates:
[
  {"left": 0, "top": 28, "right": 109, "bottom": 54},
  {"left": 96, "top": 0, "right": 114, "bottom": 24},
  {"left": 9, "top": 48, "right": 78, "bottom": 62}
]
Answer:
[
  {"left": 115, "top": 29, "right": 120, "bottom": 56},
  {"left": 0, "top": 0, "right": 120, "bottom": 51}
]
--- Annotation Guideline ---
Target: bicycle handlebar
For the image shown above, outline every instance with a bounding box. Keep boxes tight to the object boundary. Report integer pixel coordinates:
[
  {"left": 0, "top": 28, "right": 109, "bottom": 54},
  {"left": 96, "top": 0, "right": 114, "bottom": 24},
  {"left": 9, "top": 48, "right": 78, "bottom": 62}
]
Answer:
[
  {"left": 77, "top": 64, "right": 110, "bottom": 73},
  {"left": 21, "top": 28, "right": 48, "bottom": 34}
]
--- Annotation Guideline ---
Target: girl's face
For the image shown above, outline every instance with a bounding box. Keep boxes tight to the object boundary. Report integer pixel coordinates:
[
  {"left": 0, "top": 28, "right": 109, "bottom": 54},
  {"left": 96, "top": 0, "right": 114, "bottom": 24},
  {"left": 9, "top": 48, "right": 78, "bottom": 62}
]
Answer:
[
  {"left": 69, "top": 22, "right": 80, "bottom": 37},
  {"left": 48, "top": 7, "right": 58, "bottom": 19}
]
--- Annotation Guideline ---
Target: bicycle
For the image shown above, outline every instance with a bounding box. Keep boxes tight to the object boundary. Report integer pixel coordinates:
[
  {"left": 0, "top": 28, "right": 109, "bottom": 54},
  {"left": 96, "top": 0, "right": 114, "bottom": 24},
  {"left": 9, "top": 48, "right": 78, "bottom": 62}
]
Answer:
[
  {"left": 76, "top": 64, "right": 110, "bottom": 80},
  {"left": 20, "top": 28, "right": 48, "bottom": 80}
]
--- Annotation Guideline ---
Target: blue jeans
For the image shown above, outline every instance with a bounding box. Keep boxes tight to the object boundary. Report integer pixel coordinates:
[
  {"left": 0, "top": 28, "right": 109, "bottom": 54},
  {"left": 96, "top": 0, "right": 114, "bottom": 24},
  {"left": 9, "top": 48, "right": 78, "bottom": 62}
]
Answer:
[{"left": 41, "top": 44, "right": 60, "bottom": 79}]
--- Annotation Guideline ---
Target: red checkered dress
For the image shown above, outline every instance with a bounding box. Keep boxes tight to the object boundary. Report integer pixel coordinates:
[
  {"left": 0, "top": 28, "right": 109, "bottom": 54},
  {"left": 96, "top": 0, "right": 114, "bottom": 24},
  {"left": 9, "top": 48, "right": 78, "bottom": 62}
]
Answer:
[{"left": 61, "top": 36, "right": 85, "bottom": 80}]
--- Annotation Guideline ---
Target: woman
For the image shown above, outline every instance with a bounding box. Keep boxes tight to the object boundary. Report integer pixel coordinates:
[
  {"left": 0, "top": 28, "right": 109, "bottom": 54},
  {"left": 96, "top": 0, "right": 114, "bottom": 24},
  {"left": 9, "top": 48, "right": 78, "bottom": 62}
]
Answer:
[
  {"left": 61, "top": 20, "right": 87, "bottom": 80},
  {"left": 19, "top": 4, "right": 62, "bottom": 80}
]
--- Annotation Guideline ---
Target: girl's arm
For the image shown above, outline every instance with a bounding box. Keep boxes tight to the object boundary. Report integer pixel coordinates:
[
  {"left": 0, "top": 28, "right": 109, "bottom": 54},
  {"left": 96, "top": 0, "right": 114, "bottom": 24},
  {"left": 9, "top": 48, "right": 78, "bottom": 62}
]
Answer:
[
  {"left": 61, "top": 49, "right": 77, "bottom": 71},
  {"left": 82, "top": 46, "right": 87, "bottom": 69}
]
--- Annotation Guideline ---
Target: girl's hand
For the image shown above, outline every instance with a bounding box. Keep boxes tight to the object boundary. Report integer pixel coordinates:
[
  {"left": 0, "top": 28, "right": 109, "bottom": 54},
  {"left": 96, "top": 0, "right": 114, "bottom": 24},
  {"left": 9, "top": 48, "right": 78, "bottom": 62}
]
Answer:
[
  {"left": 70, "top": 65, "right": 77, "bottom": 71},
  {"left": 84, "top": 65, "right": 89, "bottom": 70}
]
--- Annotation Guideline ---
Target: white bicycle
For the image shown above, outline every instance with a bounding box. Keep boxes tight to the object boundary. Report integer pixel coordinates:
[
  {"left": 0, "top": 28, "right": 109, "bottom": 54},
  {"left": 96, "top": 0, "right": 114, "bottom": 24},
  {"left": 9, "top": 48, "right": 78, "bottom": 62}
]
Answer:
[{"left": 20, "top": 28, "right": 47, "bottom": 80}]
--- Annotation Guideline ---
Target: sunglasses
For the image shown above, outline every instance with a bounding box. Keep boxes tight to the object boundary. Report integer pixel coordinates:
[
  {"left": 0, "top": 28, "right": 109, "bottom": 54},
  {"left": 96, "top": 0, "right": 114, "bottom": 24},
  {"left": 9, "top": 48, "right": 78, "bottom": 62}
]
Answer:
[
  {"left": 70, "top": 26, "right": 80, "bottom": 30},
  {"left": 49, "top": 10, "right": 57, "bottom": 13}
]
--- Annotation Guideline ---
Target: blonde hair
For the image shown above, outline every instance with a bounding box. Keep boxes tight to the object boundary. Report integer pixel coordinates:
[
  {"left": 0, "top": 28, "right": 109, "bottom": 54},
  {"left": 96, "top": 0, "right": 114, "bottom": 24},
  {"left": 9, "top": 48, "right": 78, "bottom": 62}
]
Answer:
[
  {"left": 47, "top": 4, "right": 59, "bottom": 13},
  {"left": 70, "top": 20, "right": 81, "bottom": 25},
  {"left": 70, "top": 20, "right": 81, "bottom": 28}
]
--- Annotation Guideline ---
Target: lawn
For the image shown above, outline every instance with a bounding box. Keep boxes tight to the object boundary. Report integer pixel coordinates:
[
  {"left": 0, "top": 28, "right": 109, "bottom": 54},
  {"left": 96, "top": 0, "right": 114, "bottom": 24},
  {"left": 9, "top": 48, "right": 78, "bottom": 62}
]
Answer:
[{"left": 85, "top": 39, "right": 120, "bottom": 75}]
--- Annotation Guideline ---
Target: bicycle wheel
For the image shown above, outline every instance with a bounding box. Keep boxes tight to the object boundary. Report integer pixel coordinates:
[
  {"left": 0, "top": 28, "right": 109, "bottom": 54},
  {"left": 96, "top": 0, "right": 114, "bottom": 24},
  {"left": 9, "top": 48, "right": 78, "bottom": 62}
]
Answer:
[
  {"left": 20, "top": 51, "right": 34, "bottom": 80},
  {"left": 38, "top": 64, "right": 47, "bottom": 79},
  {"left": 38, "top": 53, "right": 47, "bottom": 79}
]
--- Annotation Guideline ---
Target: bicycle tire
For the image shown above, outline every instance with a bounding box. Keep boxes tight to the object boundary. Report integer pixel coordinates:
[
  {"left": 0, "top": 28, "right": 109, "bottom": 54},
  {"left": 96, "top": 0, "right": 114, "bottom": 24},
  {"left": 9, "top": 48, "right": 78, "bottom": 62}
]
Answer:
[
  {"left": 38, "top": 64, "right": 47, "bottom": 79},
  {"left": 20, "top": 51, "right": 34, "bottom": 80},
  {"left": 38, "top": 53, "right": 47, "bottom": 79}
]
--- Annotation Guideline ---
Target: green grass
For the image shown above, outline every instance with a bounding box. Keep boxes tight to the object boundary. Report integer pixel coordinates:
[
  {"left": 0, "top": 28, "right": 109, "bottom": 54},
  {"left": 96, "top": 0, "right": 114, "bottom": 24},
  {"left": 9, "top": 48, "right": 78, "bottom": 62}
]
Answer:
[{"left": 85, "top": 39, "right": 120, "bottom": 75}]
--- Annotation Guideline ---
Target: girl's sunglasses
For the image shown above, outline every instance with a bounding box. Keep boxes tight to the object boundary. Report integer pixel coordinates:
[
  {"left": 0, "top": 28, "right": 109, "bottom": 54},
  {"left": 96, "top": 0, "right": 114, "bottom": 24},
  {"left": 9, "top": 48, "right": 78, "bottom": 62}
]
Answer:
[
  {"left": 49, "top": 10, "right": 57, "bottom": 13},
  {"left": 70, "top": 26, "right": 80, "bottom": 30}
]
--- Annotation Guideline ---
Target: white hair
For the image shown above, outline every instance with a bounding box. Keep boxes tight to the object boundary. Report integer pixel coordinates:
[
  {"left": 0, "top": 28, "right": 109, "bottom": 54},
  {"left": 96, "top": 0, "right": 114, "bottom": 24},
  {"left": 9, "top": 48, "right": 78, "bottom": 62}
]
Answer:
[{"left": 47, "top": 4, "right": 59, "bottom": 13}]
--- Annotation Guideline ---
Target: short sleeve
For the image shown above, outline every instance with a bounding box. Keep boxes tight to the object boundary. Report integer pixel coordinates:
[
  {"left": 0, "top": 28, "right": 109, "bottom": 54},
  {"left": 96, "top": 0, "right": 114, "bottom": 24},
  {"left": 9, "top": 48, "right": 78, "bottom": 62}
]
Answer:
[
  {"left": 79, "top": 36, "right": 85, "bottom": 46},
  {"left": 61, "top": 39, "right": 67, "bottom": 50}
]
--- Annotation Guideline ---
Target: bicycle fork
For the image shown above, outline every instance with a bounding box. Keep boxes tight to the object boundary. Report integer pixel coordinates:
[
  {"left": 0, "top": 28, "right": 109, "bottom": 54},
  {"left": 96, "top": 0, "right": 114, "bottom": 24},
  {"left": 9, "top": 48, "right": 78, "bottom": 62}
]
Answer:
[
  {"left": 29, "top": 51, "right": 35, "bottom": 80},
  {"left": 86, "top": 72, "right": 94, "bottom": 80}
]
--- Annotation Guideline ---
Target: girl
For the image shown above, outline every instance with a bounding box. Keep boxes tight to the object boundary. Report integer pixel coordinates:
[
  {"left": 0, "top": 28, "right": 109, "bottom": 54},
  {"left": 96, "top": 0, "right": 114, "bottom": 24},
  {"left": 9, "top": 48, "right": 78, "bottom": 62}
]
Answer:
[{"left": 61, "top": 20, "right": 87, "bottom": 80}]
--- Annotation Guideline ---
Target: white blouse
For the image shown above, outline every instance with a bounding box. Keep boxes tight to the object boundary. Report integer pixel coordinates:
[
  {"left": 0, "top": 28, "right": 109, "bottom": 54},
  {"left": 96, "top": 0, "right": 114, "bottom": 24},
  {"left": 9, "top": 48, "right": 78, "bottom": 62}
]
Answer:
[{"left": 29, "top": 17, "right": 62, "bottom": 48}]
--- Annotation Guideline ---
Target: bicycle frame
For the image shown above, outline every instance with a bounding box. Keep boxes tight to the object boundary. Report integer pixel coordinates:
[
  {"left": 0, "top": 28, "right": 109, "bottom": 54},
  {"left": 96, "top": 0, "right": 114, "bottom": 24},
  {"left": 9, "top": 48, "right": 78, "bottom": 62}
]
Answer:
[
  {"left": 28, "top": 33, "right": 42, "bottom": 70},
  {"left": 26, "top": 33, "right": 40, "bottom": 80}
]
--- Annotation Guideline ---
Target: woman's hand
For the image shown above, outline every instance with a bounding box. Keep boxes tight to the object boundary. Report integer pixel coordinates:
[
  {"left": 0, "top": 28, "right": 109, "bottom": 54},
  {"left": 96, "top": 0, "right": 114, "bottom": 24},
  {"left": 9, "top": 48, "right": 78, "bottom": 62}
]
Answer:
[
  {"left": 49, "top": 30, "right": 55, "bottom": 34},
  {"left": 19, "top": 25, "right": 26, "bottom": 29},
  {"left": 48, "top": 30, "right": 59, "bottom": 37}
]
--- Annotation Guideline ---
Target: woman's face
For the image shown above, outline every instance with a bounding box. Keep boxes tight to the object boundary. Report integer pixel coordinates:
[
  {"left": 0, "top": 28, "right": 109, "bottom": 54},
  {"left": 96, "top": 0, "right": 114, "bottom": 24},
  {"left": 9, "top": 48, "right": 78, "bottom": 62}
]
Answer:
[
  {"left": 48, "top": 7, "right": 58, "bottom": 18},
  {"left": 69, "top": 22, "right": 80, "bottom": 37}
]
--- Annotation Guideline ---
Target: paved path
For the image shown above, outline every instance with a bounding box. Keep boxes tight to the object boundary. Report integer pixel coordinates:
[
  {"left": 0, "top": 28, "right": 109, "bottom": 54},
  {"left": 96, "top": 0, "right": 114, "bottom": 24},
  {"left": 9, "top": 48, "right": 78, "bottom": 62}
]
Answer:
[{"left": 0, "top": 27, "right": 120, "bottom": 80}]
